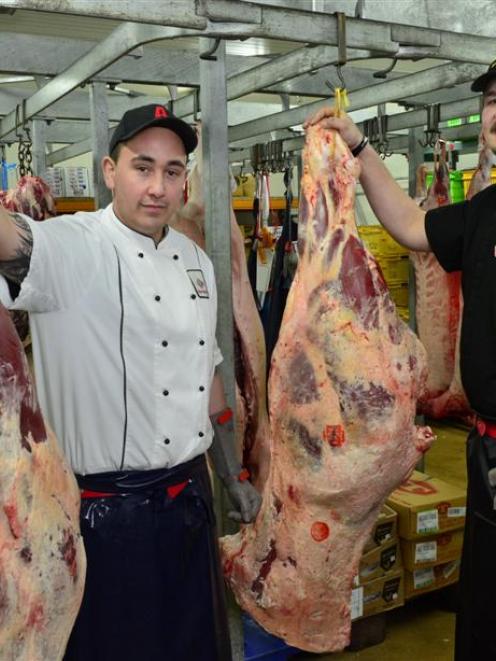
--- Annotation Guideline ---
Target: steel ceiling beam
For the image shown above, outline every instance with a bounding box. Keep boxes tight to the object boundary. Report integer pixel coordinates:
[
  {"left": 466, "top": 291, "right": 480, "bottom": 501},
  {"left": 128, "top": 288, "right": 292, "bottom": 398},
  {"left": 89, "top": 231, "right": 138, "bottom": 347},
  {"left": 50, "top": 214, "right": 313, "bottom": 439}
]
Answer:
[
  {"left": 1, "top": 0, "right": 495, "bottom": 65},
  {"left": 227, "top": 62, "right": 485, "bottom": 143},
  {"left": 172, "top": 44, "right": 375, "bottom": 117},
  {"left": 0, "top": 22, "right": 205, "bottom": 139}
]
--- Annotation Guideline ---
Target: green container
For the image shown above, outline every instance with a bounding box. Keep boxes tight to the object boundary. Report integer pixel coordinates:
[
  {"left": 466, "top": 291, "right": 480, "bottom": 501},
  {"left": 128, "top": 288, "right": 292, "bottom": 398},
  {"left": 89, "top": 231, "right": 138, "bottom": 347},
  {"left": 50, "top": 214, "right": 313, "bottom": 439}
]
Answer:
[{"left": 425, "top": 170, "right": 464, "bottom": 203}]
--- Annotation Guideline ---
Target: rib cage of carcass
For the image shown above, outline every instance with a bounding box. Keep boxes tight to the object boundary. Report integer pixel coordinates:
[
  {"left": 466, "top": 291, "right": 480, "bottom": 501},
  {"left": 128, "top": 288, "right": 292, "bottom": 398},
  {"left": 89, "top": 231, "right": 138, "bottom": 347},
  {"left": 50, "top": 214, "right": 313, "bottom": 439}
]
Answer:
[
  {"left": 220, "top": 124, "right": 434, "bottom": 653},
  {"left": 412, "top": 138, "right": 491, "bottom": 422}
]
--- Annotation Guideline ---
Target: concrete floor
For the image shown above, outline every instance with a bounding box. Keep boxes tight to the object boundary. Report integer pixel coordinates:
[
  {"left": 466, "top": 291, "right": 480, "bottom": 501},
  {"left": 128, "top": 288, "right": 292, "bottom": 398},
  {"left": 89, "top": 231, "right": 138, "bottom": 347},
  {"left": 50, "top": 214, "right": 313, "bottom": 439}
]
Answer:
[{"left": 294, "top": 421, "right": 468, "bottom": 661}]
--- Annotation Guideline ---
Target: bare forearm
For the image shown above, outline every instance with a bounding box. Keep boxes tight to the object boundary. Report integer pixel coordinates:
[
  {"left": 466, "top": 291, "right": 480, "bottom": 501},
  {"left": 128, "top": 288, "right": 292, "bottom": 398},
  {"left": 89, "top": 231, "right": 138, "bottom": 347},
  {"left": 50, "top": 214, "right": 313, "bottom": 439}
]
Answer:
[
  {"left": 357, "top": 144, "right": 429, "bottom": 251},
  {"left": 0, "top": 209, "right": 33, "bottom": 283}
]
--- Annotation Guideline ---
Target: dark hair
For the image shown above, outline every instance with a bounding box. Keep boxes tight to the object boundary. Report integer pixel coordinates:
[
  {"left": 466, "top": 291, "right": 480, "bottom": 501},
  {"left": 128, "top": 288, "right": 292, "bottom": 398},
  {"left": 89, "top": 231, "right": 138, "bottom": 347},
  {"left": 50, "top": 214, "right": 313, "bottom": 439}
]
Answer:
[{"left": 110, "top": 142, "right": 124, "bottom": 163}]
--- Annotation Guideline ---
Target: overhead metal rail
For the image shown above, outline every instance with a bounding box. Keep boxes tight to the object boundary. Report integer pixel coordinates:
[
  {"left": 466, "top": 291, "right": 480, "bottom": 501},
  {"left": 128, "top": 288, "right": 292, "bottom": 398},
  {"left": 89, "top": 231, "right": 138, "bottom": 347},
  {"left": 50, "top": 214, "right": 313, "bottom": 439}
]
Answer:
[{"left": 1, "top": 0, "right": 495, "bottom": 66}]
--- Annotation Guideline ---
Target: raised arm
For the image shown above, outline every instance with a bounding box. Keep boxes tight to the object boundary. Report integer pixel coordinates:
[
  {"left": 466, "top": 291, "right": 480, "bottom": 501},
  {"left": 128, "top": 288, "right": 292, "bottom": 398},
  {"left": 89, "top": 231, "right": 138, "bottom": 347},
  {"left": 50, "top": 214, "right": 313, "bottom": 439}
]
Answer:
[
  {"left": 304, "top": 108, "right": 430, "bottom": 252},
  {"left": 0, "top": 207, "right": 33, "bottom": 284}
]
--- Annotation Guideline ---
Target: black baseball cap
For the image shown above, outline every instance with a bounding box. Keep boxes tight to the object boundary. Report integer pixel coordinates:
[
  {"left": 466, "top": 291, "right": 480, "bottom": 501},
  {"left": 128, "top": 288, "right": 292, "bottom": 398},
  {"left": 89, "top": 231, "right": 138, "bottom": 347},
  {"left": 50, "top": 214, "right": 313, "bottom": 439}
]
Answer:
[
  {"left": 109, "top": 104, "right": 198, "bottom": 155},
  {"left": 471, "top": 60, "right": 496, "bottom": 93}
]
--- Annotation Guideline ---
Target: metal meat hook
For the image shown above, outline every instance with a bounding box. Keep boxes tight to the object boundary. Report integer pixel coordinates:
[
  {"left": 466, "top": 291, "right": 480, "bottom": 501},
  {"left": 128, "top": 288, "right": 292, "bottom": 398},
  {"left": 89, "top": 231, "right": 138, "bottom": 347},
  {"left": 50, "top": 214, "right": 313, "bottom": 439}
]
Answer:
[{"left": 199, "top": 37, "right": 221, "bottom": 61}]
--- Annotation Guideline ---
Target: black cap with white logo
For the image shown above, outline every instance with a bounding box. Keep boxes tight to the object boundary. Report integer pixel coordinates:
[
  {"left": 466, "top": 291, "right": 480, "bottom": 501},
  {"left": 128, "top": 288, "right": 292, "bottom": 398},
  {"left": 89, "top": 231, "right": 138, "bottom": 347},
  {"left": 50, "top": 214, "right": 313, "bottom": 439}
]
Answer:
[
  {"left": 471, "top": 60, "right": 496, "bottom": 93},
  {"left": 109, "top": 104, "right": 198, "bottom": 155}
]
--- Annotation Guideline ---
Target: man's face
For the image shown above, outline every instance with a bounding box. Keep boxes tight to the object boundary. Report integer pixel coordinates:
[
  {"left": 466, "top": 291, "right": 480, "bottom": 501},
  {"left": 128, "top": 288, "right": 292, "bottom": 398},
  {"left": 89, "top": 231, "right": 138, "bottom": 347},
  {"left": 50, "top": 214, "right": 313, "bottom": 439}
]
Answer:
[
  {"left": 481, "top": 80, "right": 496, "bottom": 152},
  {"left": 102, "top": 126, "right": 187, "bottom": 242}
]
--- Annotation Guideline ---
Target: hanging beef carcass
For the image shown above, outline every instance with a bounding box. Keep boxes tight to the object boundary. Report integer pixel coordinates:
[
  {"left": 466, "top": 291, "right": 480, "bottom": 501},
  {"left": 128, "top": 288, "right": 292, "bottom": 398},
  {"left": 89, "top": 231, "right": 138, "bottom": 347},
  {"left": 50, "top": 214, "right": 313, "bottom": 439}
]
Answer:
[
  {"left": 0, "top": 301, "right": 86, "bottom": 659},
  {"left": 170, "top": 134, "right": 271, "bottom": 487},
  {"left": 410, "top": 144, "right": 463, "bottom": 415},
  {"left": 425, "top": 136, "right": 493, "bottom": 420},
  {"left": 220, "top": 125, "right": 433, "bottom": 652},
  {"left": 0, "top": 176, "right": 56, "bottom": 342}
]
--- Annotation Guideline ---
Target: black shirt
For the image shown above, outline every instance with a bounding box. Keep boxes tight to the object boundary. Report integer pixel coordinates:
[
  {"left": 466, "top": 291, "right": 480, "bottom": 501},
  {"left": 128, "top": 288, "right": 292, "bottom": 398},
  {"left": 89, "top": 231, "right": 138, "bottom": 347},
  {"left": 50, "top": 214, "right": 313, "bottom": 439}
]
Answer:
[{"left": 425, "top": 183, "right": 496, "bottom": 420}]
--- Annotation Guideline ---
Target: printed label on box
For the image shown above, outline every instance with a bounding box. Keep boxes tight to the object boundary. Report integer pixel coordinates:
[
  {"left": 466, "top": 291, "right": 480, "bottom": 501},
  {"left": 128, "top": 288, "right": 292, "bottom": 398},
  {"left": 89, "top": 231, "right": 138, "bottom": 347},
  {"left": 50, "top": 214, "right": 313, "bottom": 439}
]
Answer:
[
  {"left": 447, "top": 506, "right": 466, "bottom": 518},
  {"left": 375, "top": 522, "right": 394, "bottom": 545},
  {"left": 413, "top": 567, "right": 435, "bottom": 589},
  {"left": 443, "top": 560, "right": 460, "bottom": 579},
  {"left": 415, "top": 541, "right": 437, "bottom": 563},
  {"left": 380, "top": 545, "right": 397, "bottom": 571},
  {"left": 382, "top": 577, "right": 401, "bottom": 603},
  {"left": 417, "top": 509, "right": 439, "bottom": 534},
  {"left": 350, "top": 587, "right": 364, "bottom": 620}
]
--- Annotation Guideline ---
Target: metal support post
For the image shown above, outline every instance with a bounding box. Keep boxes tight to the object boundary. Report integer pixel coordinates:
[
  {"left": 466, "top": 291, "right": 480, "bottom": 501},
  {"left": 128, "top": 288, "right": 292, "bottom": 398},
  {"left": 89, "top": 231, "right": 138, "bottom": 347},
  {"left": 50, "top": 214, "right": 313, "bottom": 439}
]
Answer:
[
  {"left": 199, "top": 37, "right": 243, "bottom": 661},
  {"left": 30, "top": 117, "right": 48, "bottom": 180},
  {"left": 89, "top": 82, "right": 111, "bottom": 208},
  {"left": 408, "top": 126, "right": 426, "bottom": 472}
]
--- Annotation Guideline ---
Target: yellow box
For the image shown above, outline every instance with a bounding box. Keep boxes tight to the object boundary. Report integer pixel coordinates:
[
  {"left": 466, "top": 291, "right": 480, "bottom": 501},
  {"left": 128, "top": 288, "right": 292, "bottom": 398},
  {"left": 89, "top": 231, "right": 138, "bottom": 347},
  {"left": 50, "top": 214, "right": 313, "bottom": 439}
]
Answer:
[
  {"left": 462, "top": 168, "right": 496, "bottom": 198},
  {"left": 389, "top": 283, "right": 409, "bottom": 307},
  {"left": 351, "top": 569, "right": 404, "bottom": 620},
  {"left": 386, "top": 470, "right": 466, "bottom": 540},
  {"left": 397, "top": 306, "right": 409, "bottom": 322},
  {"left": 404, "top": 560, "right": 460, "bottom": 600},
  {"left": 358, "top": 225, "right": 408, "bottom": 258},
  {"left": 378, "top": 256, "right": 410, "bottom": 284},
  {"left": 359, "top": 539, "right": 401, "bottom": 584},
  {"left": 401, "top": 529, "right": 463, "bottom": 571}
]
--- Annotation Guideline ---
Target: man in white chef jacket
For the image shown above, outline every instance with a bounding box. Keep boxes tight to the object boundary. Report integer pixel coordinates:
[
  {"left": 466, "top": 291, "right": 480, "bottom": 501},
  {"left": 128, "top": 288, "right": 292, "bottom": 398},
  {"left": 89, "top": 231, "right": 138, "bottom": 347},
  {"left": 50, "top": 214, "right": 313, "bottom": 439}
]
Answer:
[{"left": 0, "top": 104, "right": 261, "bottom": 661}]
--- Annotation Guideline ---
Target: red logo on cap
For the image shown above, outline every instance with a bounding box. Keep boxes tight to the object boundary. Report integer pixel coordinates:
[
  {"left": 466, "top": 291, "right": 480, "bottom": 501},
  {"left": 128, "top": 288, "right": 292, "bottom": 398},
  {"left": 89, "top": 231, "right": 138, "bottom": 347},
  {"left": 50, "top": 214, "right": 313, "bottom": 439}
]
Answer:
[{"left": 154, "top": 106, "right": 169, "bottom": 118}]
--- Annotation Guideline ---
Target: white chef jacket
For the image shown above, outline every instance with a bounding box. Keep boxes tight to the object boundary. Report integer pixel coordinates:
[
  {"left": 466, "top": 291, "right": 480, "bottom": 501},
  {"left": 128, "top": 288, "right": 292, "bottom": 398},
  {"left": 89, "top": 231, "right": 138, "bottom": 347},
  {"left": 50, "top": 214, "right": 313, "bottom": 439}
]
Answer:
[{"left": 7, "top": 205, "right": 222, "bottom": 475}]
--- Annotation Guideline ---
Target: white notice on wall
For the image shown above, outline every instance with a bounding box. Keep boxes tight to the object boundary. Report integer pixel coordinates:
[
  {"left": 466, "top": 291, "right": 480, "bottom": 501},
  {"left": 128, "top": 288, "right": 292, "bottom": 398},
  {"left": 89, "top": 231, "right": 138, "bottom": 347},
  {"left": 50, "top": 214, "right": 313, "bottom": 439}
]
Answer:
[
  {"left": 415, "top": 541, "right": 438, "bottom": 564},
  {"left": 350, "top": 587, "right": 364, "bottom": 621},
  {"left": 416, "top": 509, "right": 439, "bottom": 534},
  {"left": 413, "top": 567, "right": 435, "bottom": 590}
]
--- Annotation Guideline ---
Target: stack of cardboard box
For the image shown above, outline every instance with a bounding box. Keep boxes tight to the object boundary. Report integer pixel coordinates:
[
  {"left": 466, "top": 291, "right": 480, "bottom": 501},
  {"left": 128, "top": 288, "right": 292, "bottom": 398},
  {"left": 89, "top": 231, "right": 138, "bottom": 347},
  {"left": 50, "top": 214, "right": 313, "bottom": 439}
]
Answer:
[
  {"left": 351, "top": 504, "right": 404, "bottom": 622},
  {"left": 386, "top": 470, "right": 466, "bottom": 600}
]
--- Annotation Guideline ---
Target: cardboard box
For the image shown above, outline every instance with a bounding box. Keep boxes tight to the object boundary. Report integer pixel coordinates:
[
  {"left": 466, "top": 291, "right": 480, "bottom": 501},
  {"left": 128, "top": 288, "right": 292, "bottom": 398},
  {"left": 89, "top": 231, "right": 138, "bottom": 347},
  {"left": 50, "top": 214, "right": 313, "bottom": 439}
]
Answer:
[
  {"left": 358, "top": 539, "right": 401, "bottom": 584},
  {"left": 401, "top": 529, "right": 464, "bottom": 571},
  {"left": 44, "top": 167, "right": 65, "bottom": 197},
  {"left": 351, "top": 569, "right": 404, "bottom": 620},
  {"left": 363, "top": 504, "right": 398, "bottom": 552},
  {"left": 386, "top": 471, "right": 466, "bottom": 540},
  {"left": 404, "top": 559, "right": 460, "bottom": 600},
  {"left": 63, "top": 166, "right": 91, "bottom": 197}
]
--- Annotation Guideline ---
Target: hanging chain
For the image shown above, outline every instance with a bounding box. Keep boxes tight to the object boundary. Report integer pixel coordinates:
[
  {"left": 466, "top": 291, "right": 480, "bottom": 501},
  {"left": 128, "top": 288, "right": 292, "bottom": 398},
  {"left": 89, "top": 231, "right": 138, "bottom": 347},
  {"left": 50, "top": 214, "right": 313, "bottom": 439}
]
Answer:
[
  {"left": 15, "top": 102, "right": 33, "bottom": 177},
  {"left": 18, "top": 128, "right": 33, "bottom": 177}
]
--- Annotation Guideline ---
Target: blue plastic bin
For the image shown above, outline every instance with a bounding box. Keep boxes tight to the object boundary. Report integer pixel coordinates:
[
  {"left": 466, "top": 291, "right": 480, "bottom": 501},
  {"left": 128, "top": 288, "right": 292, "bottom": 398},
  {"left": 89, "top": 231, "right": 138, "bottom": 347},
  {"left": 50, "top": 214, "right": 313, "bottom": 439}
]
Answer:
[{"left": 243, "top": 613, "right": 300, "bottom": 661}]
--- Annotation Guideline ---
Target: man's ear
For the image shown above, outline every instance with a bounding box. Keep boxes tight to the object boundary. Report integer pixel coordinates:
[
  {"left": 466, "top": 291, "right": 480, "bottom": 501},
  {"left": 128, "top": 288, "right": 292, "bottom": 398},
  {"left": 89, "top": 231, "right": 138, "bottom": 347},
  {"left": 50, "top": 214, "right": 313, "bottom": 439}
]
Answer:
[{"left": 102, "top": 156, "right": 116, "bottom": 191}]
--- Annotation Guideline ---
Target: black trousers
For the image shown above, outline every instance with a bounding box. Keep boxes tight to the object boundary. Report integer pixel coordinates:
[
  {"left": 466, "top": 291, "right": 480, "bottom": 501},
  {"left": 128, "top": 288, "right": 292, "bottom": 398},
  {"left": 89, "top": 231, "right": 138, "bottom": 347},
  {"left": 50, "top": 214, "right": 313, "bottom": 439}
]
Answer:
[
  {"left": 64, "top": 456, "right": 232, "bottom": 661},
  {"left": 456, "top": 428, "right": 496, "bottom": 660}
]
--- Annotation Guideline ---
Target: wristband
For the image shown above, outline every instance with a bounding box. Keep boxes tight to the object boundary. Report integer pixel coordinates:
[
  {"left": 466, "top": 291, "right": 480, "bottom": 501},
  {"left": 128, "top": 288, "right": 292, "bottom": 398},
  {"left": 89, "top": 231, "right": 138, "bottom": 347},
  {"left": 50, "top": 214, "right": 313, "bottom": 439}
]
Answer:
[{"left": 351, "top": 136, "right": 369, "bottom": 158}]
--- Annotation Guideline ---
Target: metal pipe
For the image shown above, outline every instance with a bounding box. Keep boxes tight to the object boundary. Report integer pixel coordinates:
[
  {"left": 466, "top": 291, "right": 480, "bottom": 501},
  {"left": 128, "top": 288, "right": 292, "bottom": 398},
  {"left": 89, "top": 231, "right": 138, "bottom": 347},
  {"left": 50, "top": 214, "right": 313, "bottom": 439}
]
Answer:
[
  {"left": 0, "top": 22, "right": 201, "bottom": 140},
  {"left": 228, "top": 62, "right": 485, "bottom": 143}
]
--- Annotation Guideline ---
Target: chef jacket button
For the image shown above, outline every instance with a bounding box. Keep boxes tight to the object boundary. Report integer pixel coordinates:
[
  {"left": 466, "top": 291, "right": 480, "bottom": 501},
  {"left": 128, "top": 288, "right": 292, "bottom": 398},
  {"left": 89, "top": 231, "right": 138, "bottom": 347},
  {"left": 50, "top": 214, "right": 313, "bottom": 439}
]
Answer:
[
  {"left": 199, "top": 431, "right": 204, "bottom": 438},
  {"left": 163, "top": 389, "right": 169, "bottom": 396},
  {"left": 164, "top": 438, "right": 171, "bottom": 445},
  {"left": 162, "top": 340, "right": 168, "bottom": 347},
  {"left": 138, "top": 252, "right": 144, "bottom": 258},
  {"left": 199, "top": 386, "right": 205, "bottom": 392},
  {"left": 173, "top": 254, "right": 179, "bottom": 260},
  {"left": 155, "top": 295, "right": 161, "bottom": 302},
  {"left": 199, "top": 339, "right": 205, "bottom": 346},
  {"left": 190, "top": 294, "right": 197, "bottom": 300}
]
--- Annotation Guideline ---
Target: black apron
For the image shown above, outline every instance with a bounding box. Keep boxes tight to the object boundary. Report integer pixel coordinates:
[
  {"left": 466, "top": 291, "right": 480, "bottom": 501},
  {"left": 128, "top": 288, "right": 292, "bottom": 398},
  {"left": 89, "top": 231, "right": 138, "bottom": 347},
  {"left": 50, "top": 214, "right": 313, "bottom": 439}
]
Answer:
[
  {"left": 64, "top": 455, "right": 232, "bottom": 661},
  {"left": 455, "top": 427, "right": 496, "bottom": 660}
]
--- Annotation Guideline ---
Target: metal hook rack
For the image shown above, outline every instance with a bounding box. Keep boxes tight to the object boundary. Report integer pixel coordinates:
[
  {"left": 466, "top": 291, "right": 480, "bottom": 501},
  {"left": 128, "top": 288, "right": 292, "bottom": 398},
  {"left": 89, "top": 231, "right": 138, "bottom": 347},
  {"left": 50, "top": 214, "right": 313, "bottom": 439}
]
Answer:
[
  {"left": 199, "top": 37, "right": 221, "bottom": 61},
  {"left": 373, "top": 58, "right": 398, "bottom": 80},
  {"left": 419, "top": 103, "right": 441, "bottom": 148}
]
